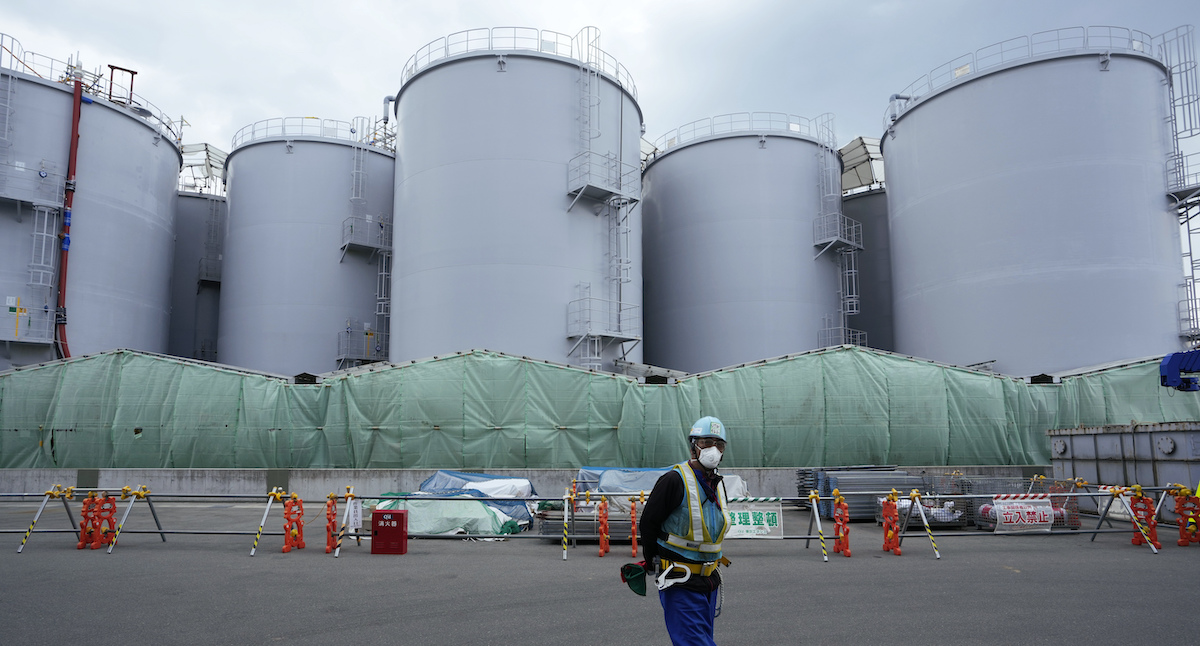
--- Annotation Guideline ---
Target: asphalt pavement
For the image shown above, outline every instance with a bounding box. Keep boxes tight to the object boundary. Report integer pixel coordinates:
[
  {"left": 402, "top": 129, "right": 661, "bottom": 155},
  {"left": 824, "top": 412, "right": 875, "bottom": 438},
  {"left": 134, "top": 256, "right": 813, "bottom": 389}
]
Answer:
[{"left": 0, "top": 501, "right": 1194, "bottom": 645}]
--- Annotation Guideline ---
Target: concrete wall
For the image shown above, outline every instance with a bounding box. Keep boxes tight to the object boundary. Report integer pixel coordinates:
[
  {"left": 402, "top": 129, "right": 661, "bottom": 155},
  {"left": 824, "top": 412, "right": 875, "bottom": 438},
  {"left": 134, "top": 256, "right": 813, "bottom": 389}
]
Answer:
[{"left": 0, "top": 466, "right": 1044, "bottom": 501}]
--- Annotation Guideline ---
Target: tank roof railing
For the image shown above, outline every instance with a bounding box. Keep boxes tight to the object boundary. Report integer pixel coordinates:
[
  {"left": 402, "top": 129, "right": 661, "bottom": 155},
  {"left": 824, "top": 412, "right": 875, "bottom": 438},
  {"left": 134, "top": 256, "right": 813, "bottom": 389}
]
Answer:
[
  {"left": 651, "top": 112, "right": 835, "bottom": 158},
  {"left": 230, "top": 116, "right": 396, "bottom": 152},
  {"left": 884, "top": 25, "right": 1170, "bottom": 129},
  {"left": 0, "top": 32, "right": 182, "bottom": 145},
  {"left": 400, "top": 26, "right": 638, "bottom": 100}
]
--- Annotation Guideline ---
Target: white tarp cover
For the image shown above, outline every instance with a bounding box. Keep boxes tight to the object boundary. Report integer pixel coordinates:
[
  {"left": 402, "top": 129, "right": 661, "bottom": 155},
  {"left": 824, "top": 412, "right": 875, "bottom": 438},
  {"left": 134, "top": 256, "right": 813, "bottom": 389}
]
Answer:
[
  {"left": 418, "top": 470, "right": 536, "bottom": 523},
  {"left": 376, "top": 493, "right": 518, "bottom": 535}
]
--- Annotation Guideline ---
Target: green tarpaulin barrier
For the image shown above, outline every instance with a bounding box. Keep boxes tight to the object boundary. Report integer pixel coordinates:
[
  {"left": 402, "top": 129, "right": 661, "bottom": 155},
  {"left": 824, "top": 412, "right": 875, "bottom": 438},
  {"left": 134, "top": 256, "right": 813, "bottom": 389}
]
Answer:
[{"left": 2, "top": 346, "right": 1197, "bottom": 469}]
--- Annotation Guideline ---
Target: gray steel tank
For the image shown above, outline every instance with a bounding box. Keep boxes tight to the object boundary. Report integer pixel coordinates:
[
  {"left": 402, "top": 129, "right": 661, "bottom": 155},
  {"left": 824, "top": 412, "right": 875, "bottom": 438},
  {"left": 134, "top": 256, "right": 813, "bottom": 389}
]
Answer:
[
  {"left": 0, "top": 35, "right": 180, "bottom": 371},
  {"left": 882, "top": 26, "right": 1191, "bottom": 375},
  {"left": 390, "top": 27, "right": 644, "bottom": 372},
  {"left": 221, "top": 117, "right": 395, "bottom": 376},
  {"left": 641, "top": 113, "right": 850, "bottom": 374},
  {"left": 168, "top": 191, "right": 225, "bottom": 361}
]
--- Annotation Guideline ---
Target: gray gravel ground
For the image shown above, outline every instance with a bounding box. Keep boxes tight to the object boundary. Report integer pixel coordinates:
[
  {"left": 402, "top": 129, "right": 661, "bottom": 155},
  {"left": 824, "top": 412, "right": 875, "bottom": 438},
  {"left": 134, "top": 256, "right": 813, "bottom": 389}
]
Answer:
[{"left": 0, "top": 500, "right": 1194, "bottom": 645}]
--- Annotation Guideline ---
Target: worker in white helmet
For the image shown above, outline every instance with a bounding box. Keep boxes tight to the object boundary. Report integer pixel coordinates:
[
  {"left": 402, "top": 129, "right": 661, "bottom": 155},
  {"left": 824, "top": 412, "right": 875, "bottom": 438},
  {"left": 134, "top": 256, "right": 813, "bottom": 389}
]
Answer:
[{"left": 639, "top": 416, "right": 732, "bottom": 646}]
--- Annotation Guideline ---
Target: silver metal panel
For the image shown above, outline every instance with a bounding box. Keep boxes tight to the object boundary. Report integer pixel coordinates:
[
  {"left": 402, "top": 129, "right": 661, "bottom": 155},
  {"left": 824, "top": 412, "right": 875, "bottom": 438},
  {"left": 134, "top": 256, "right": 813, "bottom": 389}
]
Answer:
[
  {"left": 390, "top": 52, "right": 643, "bottom": 369},
  {"left": 642, "top": 134, "right": 840, "bottom": 374},
  {"left": 841, "top": 188, "right": 892, "bottom": 352},
  {"left": 884, "top": 53, "right": 1184, "bottom": 375},
  {"left": 220, "top": 137, "right": 394, "bottom": 376},
  {"left": 168, "top": 193, "right": 225, "bottom": 360},
  {"left": 0, "top": 70, "right": 179, "bottom": 366}
]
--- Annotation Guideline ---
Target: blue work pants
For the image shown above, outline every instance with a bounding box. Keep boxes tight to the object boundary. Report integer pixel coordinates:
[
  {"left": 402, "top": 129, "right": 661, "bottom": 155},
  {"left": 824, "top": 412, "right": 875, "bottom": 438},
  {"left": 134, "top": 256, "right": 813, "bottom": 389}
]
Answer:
[{"left": 659, "top": 584, "right": 719, "bottom": 646}]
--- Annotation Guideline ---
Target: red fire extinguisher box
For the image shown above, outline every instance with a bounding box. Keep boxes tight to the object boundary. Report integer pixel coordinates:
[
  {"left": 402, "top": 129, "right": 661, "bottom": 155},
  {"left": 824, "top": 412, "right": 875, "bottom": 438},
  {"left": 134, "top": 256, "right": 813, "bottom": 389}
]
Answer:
[{"left": 371, "top": 509, "right": 408, "bottom": 554}]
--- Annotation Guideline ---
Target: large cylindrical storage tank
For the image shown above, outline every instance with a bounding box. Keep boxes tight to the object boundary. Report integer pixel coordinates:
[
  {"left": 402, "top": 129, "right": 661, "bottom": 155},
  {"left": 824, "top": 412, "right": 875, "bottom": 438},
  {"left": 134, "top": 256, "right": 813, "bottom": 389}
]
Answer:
[
  {"left": 391, "top": 27, "right": 644, "bottom": 371},
  {"left": 0, "top": 35, "right": 180, "bottom": 371},
  {"left": 641, "top": 113, "right": 844, "bottom": 374},
  {"left": 168, "top": 191, "right": 225, "bottom": 361},
  {"left": 842, "top": 188, "right": 893, "bottom": 352},
  {"left": 221, "top": 118, "right": 395, "bottom": 376},
  {"left": 883, "top": 26, "right": 1187, "bottom": 375}
]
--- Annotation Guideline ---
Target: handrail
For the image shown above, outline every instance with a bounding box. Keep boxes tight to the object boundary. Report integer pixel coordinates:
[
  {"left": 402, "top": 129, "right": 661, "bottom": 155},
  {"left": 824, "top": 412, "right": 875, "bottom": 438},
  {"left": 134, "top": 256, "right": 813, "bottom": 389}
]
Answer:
[
  {"left": 400, "top": 26, "right": 638, "bottom": 100},
  {"left": 885, "top": 25, "right": 1165, "bottom": 128},
  {"left": 0, "top": 32, "right": 182, "bottom": 144},
  {"left": 230, "top": 116, "right": 395, "bottom": 151},
  {"left": 652, "top": 112, "right": 836, "bottom": 156}
]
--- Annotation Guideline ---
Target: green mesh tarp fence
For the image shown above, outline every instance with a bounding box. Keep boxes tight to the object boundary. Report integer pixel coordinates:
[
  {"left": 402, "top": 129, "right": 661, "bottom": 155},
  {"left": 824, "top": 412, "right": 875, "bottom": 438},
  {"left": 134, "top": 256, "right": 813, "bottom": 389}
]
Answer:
[{"left": 3, "top": 346, "right": 1198, "bottom": 469}]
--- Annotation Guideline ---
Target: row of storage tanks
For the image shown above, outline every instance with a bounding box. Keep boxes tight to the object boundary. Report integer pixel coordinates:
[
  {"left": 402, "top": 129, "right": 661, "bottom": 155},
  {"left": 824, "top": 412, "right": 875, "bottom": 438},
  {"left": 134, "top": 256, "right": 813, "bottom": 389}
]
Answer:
[{"left": 0, "top": 25, "right": 1196, "bottom": 378}]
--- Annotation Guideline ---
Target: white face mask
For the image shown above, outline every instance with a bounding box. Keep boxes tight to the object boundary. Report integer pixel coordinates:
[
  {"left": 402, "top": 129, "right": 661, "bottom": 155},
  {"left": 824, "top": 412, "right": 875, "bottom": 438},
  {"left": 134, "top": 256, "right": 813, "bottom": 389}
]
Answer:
[{"left": 698, "top": 446, "right": 723, "bottom": 469}]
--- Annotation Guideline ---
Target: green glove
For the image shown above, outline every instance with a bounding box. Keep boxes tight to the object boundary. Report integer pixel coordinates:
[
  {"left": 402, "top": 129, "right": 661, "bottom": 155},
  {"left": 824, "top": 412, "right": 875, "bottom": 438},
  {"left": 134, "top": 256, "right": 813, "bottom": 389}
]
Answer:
[{"left": 620, "top": 561, "right": 648, "bottom": 596}]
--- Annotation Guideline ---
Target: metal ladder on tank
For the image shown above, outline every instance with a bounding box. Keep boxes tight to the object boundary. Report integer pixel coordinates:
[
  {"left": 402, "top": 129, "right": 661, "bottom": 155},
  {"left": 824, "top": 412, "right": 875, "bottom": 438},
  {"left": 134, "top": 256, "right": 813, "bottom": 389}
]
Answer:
[
  {"left": 812, "top": 124, "right": 866, "bottom": 348},
  {"left": 198, "top": 196, "right": 223, "bottom": 283},
  {"left": 375, "top": 227, "right": 392, "bottom": 362},
  {"left": 350, "top": 117, "right": 370, "bottom": 219},
  {"left": 1161, "top": 26, "right": 1200, "bottom": 345},
  {"left": 18, "top": 205, "right": 59, "bottom": 344},
  {"left": 0, "top": 71, "right": 16, "bottom": 197}
]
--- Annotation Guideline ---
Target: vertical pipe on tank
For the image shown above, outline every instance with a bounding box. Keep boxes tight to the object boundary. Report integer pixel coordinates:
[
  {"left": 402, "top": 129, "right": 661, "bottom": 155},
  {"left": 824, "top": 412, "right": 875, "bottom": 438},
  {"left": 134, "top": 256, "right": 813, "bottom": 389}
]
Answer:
[{"left": 55, "top": 72, "right": 85, "bottom": 359}]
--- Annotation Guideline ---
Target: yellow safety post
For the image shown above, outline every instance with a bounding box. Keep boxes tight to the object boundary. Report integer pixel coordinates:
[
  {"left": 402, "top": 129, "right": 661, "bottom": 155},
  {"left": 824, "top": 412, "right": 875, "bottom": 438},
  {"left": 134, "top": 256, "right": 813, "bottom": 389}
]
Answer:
[
  {"left": 909, "top": 489, "right": 940, "bottom": 559},
  {"left": 17, "top": 484, "right": 66, "bottom": 553},
  {"left": 808, "top": 489, "right": 827, "bottom": 562},
  {"left": 562, "top": 488, "right": 571, "bottom": 561},
  {"left": 334, "top": 486, "right": 357, "bottom": 558},
  {"left": 107, "top": 485, "right": 150, "bottom": 553},
  {"left": 251, "top": 487, "right": 284, "bottom": 557}
]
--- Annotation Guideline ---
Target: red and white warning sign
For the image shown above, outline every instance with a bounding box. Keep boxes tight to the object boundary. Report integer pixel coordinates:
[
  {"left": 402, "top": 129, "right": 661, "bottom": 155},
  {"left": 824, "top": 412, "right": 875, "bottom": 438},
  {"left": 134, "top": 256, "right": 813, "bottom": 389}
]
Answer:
[{"left": 991, "top": 494, "right": 1053, "bottom": 534}]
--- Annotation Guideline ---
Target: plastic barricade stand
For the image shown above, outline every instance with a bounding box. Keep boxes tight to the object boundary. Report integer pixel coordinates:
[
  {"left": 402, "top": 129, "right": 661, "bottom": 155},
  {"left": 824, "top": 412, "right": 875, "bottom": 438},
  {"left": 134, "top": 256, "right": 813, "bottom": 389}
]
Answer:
[
  {"left": 325, "top": 493, "right": 338, "bottom": 554},
  {"left": 1127, "top": 485, "right": 1161, "bottom": 550},
  {"left": 77, "top": 492, "right": 98, "bottom": 549},
  {"left": 90, "top": 493, "right": 118, "bottom": 550},
  {"left": 881, "top": 489, "right": 901, "bottom": 556},
  {"left": 598, "top": 498, "right": 610, "bottom": 557},
  {"left": 832, "top": 488, "right": 851, "bottom": 557},
  {"left": 1171, "top": 486, "right": 1199, "bottom": 547},
  {"left": 282, "top": 494, "right": 305, "bottom": 553}
]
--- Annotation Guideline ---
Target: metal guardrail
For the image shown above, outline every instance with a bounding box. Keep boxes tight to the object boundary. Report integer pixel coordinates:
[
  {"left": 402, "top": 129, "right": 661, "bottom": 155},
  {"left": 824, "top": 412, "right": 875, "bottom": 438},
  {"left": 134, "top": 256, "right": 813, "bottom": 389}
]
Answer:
[
  {"left": 567, "top": 297, "right": 641, "bottom": 340},
  {"left": 198, "top": 257, "right": 221, "bottom": 283},
  {"left": 1171, "top": 151, "right": 1200, "bottom": 193},
  {"left": 231, "top": 116, "right": 396, "bottom": 151},
  {"left": 1, "top": 308, "right": 55, "bottom": 344},
  {"left": 818, "top": 327, "right": 868, "bottom": 349},
  {"left": 567, "top": 151, "right": 640, "bottom": 200},
  {"left": 885, "top": 25, "right": 1165, "bottom": 128},
  {"left": 400, "top": 26, "right": 638, "bottom": 100},
  {"left": 341, "top": 215, "right": 393, "bottom": 250},
  {"left": 337, "top": 329, "right": 388, "bottom": 362},
  {"left": 0, "top": 32, "right": 181, "bottom": 144},
  {"left": 813, "top": 213, "right": 863, "bottom": 248},
  {"left": 653, "top": 112, "right": 835, "bottom": 155}
]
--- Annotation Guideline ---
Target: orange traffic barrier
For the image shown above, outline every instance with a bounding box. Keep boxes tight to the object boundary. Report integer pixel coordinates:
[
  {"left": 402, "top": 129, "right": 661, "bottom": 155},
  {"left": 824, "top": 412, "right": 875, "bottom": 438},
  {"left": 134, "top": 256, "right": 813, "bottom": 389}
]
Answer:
[
  {"left": 832, "top": 488, "right": 851, "bottom": 558},
  {"left": 91, "top": 494, "right": 117, "bottom": 549},
  {"left": 1172, "top": 487, "right": 1200, "bottom": 547},
  {"left": 77, "top": 493, "right": 98, "bottom": 549},
  {"left": 282, "top": 494, "right": 306, "bottom": 553},
  {"left": 1128, "top": 485, "right": 1161, "bottom": 550},
  {"left": 881, "top": 489, "right": 901, "bottom": 556},
  {"left": 598, "top": 498, "right": 610, "bottom": 557},
  {"left": 324, "top": 493, "right": 338, "bottom": 554}
]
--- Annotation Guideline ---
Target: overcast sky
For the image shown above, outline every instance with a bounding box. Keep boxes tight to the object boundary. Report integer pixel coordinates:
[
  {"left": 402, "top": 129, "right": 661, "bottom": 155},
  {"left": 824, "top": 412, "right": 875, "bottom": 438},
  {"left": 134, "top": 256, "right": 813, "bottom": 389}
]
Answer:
[{"left": 5, "top": 0, "right": 1200, "bottom": 153}]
